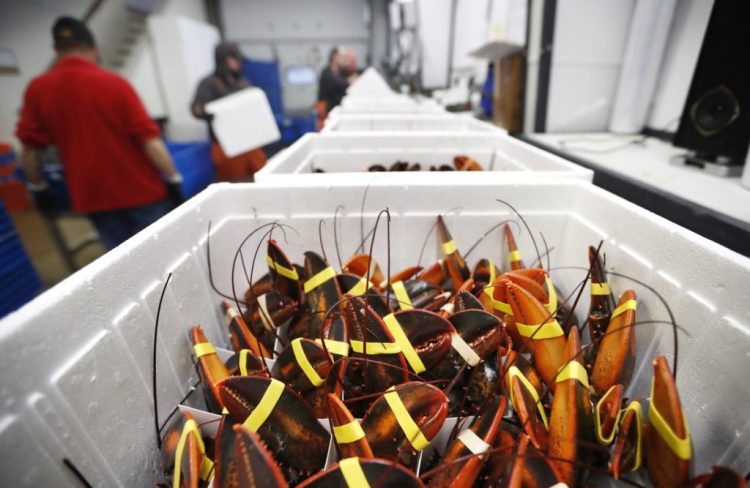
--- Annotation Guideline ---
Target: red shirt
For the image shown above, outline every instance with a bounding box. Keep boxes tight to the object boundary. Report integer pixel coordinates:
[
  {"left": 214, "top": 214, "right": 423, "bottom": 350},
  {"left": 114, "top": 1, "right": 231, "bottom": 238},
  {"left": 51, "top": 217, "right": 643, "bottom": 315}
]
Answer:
[{"left": 16, "top": 56, "right": 167, "bottom": 213}]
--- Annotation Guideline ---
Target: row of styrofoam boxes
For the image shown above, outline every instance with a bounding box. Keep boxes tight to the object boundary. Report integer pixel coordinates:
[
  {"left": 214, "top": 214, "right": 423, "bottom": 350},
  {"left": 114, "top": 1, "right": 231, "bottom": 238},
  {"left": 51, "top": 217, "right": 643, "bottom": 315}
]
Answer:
[
  {"left": 1, "top": 180, "right": 749, "bottom": 485},
  {"left": 321, "top": 113, "right": 503, "bottom": 133}
]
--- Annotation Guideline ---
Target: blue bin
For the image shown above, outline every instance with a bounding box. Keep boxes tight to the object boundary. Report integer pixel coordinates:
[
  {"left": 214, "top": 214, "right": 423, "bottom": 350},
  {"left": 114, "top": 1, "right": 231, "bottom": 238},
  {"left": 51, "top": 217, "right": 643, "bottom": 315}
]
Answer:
[
  {"left": 243, "top": 59, "right": 284, "bottom": 118},
  {"left": 0, "top": 201, "right": 42, "bottom": 318},
  {"left": 165, "top": 141, "right": 213, "bottom": 199}
]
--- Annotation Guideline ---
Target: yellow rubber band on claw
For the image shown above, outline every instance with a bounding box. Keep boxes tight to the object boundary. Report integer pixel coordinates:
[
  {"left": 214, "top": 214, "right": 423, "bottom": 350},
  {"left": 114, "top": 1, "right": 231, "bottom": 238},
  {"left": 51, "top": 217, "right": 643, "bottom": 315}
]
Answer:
[
  {"left": 266, "top": 256, "right": 299, "bottom": 281},
  {"left": 243, "top": 378, "right": 284, "bottom": 432},
  {"left": 340, "top": 457, "right": 370, "bottom": 488},
  {"left": 350, "top": 340, "right": 401, "bottom": 355},
  {"left": 193, "top": 342, "right": 216, "bottom": 359},
  {"left": 383, "top": 314, "right": 425, "bottom": 373},
  {"left": 391, "top": 280, "right": 413, "bottom": 310},
  {"left": 347, "top": 277, "right": 373, "bottom": 297},
  {"left": 173, "top": 419, "right": 213, "bottom": 487},
  {"left": 488, "top": 295, "right": 512, "bottom": 315},
  {"left": 649, "top": 378, "right": 692, "bottom": 461},
  {"left": 555, "top": 361, "right": 590, "bottom": 389},
  {"left": 516, "top": 320, "right": 564, "bottom": 340},
  {"left": 333, "top": 420, "right": 366, "bottom": 444},
  {"left": 595, "top": 385, "right": 623, "bottom": 445},
  {"left": 508, "top": 250, "right": 522, "bottom": 263},
  {"left": 315, "top": 338, "right": 350, "bottom": 356},
  {"left": 611, "top": 299, "right": 637, "bottom": 319},
  {"left": 384, "top": 387, "right": 431, "bottom": 451},
  {"left": 238, "top": 349, "right": 250, "bottom": 376},
  {"left": 591, "top": 282, "right": 610, "bottom": 296},
  {"left": 304, "top": 266, "right": 337, "bottom": 294},
  {"left": 624, "top": 401, "right": 644, "bottom": 471},
  {"left": 442, "top": 240, "right": 458, "bottom": 255},
  {"left": 507, "top": 366, "right": 548, "bottom": 430},
  {"left": 544, "top": 276, "right": 558, "bottom": 314},
  {"left": 292, "top": 339, "right": 324, "bottom": 387}
]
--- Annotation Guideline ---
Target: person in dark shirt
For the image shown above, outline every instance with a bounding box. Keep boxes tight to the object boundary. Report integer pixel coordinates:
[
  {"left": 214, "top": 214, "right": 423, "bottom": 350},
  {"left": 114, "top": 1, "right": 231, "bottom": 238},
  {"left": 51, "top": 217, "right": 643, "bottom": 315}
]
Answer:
[
  {"left": 16, "top": 17, "right": 182, "bottom": 250},
  {"left": 317, "top": 47, "right": 358, "bottom": 118},
  {"left": 191, "top": 42, "right": 266, "bottom": 181}
]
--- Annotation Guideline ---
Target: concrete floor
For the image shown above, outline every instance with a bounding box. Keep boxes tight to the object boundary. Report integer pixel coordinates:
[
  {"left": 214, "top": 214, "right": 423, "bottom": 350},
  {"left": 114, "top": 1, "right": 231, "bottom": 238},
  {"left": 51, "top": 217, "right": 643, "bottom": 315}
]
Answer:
[{"left": 10, "top": 208, "right": 105, "bottom": 288}]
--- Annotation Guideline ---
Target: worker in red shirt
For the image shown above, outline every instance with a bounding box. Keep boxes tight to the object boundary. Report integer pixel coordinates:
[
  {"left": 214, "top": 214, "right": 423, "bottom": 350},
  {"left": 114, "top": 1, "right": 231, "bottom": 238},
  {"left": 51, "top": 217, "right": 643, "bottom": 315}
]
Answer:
[{"left": 16, "top": 17, "right": 183, "bottom": 250}]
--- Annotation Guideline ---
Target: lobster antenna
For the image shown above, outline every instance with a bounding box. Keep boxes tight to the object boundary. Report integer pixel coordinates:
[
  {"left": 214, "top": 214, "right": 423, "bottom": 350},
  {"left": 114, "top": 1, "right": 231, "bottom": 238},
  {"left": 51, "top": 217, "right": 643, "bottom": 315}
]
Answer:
[
  {"left": 463, "top": 219, "right": 520, "bottom": 259},
  {"left": 318, "top": 219, "right": 328, "bottom": 262},
  {"left": 63, "top": 458, "right": 93, "bottom": 488},
  {"left": 357, "top": 184, "right": 372, "bottom": 253},
  {"left": 540, "top": 232, "right": 551, "bottom": 271},
  {"left": 152, "top": 272, "right": 172, "bottom": 449},
  {"left": 333, "top": 204, "right": 344, "bottom": 269}
]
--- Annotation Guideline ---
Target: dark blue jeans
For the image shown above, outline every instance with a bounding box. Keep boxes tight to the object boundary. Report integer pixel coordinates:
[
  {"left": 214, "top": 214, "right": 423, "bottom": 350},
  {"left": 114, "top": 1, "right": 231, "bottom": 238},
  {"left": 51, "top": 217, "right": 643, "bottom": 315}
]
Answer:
[{"left": 88, "top": 199, "right": 173, "bottom": 250}]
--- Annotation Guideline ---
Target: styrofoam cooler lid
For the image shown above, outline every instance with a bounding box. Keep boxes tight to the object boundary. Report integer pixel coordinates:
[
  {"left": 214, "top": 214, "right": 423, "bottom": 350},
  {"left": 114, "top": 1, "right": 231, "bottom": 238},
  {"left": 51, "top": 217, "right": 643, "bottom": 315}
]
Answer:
[
  {"left": 205, "top": 87, "right": 280, "bottom": 157},
  {"left": 346, "top": 67, "right": 395, "bottom": 97}
]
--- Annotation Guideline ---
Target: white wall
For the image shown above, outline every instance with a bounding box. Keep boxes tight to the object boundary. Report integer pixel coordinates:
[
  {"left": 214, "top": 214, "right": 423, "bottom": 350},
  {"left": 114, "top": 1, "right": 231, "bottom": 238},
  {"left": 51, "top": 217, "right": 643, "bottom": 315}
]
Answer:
[
  {"left": 646, "top": 0, "right": 713, "bottom": 131},
  {"left": 545, "top": 0, "right": 635, "bottom": 132},
  {"left": 222, "top": 0, "right": 370, "bottom": 114}
]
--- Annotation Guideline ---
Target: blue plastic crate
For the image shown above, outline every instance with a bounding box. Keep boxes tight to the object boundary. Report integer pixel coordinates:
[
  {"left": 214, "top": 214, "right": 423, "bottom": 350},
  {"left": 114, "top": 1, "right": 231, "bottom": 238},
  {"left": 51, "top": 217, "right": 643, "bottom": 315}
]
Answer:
[
  {"left": 0, "top": 201, "right": 42, "bottom": 318},
  {"left": 0, "top": 151, "right": 15, "bottom": 166},
  {"left": 243, "top": 59, "right": 284, "bottom": 117},
  {"left": 165, "top": 141, "right": 213, "bottom": 199}
]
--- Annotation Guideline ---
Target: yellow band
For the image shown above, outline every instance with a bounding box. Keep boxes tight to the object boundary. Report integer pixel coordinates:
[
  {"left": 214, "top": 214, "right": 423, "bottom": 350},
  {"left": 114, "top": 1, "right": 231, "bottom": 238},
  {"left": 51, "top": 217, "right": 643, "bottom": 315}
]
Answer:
[
  {"left": 350, "top": 339, "right": 401, "bottom": 355},
  {"left": 173, "top": 419, "right": 212, "bottom": 487},
  {"left": 442, "top": 240, "right": 457, "bottom": 255},
  {"left": 623, "top": 401, "right": 644, "bottom": 471},
  {"left": 193, "top": 342, "right": 216, "bottom": 359},
  {"left": 516, "top": 320, "right": 564, "bottom": 340},
  {"left": 486, "top": 294, "right": 512, "bottom": 315},
  {"left": 507, "top": 366, "right": 548, "bottom": 430},
  {"left": 384, "top": 387, "right": 430, "bottom": 451},
  {"left": 591, "top": 282, "right": 610, "bottom": 296},
  {"left": 333, "top": 420, "right": 366, "bottom": 444},
  {"left": 304, "top": 266, "right": 337, "bottom": 294},
  {"left": 544, "top": 276, "right": 558, "bottom": 315},
  {"left": 291, "top": 339, "right": 325, "bottom": 387},
  {"left": 612, "top": 299, "right": 637, "bottom": 319},
  {"left": 391, "top": 281, "right": 413, "bottom": 310},
  {"left": 451, "top": 332, "right": 481, "bottom": 367},
  {"left": 649, "top": 378, "right": 691, "bottom": 461},
  {"left": 347, "top": 277, "right": 373, "bottom": 296},
  {"left": 555, "top": 361, "right": 590, "bottom": 389},
  {"left": 315, "top": 338, "right": 350, "bottom": 356},
  {"left": 487, "top": 260, "right": 497, "bottom": 284},
  {"left": 509, "top": 250, "right": 522, "bottom": 262},
  {"left": 266, "top": 255, "right": 299, "bottom": 280},
  {"left": 595, "top": 385, "right": 623, "bottom": 445},
  {"left": 383, "top": 314, "right": 425, "bottom": 373},
  {"left": 339, "top": 457, "right": 370, "bottom": 488},
  {"left": 243, "top": 378, "right": 284, "bottom": 432},
  {"left": 238, "top": 349, "right": 250, "bottom": 376},
  {"left": 257, "top": 293, "right": 275, "bottom": 331}
]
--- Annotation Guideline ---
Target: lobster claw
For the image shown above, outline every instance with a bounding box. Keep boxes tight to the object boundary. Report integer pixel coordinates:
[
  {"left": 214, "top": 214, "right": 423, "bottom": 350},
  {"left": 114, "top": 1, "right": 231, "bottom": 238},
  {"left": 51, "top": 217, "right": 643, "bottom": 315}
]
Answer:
[
  {"left": 548, "top": 327, "right": 594, "bottom": 486},
  {"left": 429, "top": 395, "right": 507, "bottom": 488},
  {"left": 337, "top": 272, "right": 390, "bottom": 317},
  {"left": 233, "top": 424, "right": 288, "bottom": 488},
  {"left": 222, "top": 301, "right": 271, "bottom": 358},
  {"left": 327, "top": 393, "right": 374, "bottom": 460},
  {"left": 191, "top": 326, "right": 230, "bottom": 413},
  {"left": 225, "top": 348, "right": 268, "bottom": 378},
  {"left": 386, "top": 309, "right": 454, "bottom": 372},
  {"left": 506, "top": 434, "right": 564, "bottom": 488},
  {"left": 303, "top": 251, "right": 343, "bottom": 339},
  {"left": 505, "top": 282, "right": 565, "bottom": 390},
  {"left": 217, "top": 376, "right": 330, "bottom": 475},
  {"left": 267, "top": 239, "right": 303, "bottom": 303},
  {"left": 361, "top": 382, "right": 449, "bottom": 468},
  {"left": 343, "top": 254, "right": 385, "bottom": 289},
  {"left": 452, "top": 289, "right": 485, "bottom": 313},
  {"left": 448, "top": 309, "right": 506, "bottom": 361},
  {"left": 594, "top": 384, "right": 625, "bottom": 446},
  {"left": 591, "top": 290, "right": 637, "bottom": 395},
  {"left": 646, "top": 355, "right": 692, "bottom": 488},
  {"left": 504, "top": 224, "right": 525, "bottom": 270},
  {"left": 436, "top": 215, "right": 470, "bottom": 290},
  {"left": 160, "top": 410, "right": 213, "bottom": 488},
  {"left": 587, "top": 245, "right": 613, "bottom": 345},
  {"left": 297, "top": 457, "right": 424, "bottom": 488},
  {"left": 610, "top": 399, "right": 644, "bottom": 479},
  {"left": 243, "top": 290, "right": 298, "bottom": 352},
  {"left": 271, "top": 338, "right": 333, "bottom": 418},
  {"left": 454, "top": 155, "right": 483, "bottom": 171},
  {"left": 505, "top": 363, "right": 549, "bottom": 451}
]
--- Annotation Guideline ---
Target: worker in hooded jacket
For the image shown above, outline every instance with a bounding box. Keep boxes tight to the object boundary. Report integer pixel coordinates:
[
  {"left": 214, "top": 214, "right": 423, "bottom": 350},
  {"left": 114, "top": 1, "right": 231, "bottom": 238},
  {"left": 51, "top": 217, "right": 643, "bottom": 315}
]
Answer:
[{"left": 191, "top": 42, "right": 267, "bottom": 182}]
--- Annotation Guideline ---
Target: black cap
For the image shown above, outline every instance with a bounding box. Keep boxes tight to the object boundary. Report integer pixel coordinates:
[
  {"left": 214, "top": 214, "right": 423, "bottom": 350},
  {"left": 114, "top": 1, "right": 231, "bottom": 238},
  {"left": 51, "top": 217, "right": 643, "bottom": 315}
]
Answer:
[{"left": 52, "top": 17, "right": 96, "bottom": 49}]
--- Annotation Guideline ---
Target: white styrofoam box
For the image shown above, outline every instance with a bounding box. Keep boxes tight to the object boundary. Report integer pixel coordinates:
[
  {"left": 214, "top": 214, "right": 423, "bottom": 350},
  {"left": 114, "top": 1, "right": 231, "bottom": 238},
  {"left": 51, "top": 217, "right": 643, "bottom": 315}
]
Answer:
[
  {"left": 328, "top": 97, "right": 445, "bottom": 116},
  {"left": 321, "top": 114, "right": 504, "bottom": 133},
  {"left": 205, "top": 87, "right": 281, "bottom": 157},
  {"left": 254, "top": 132, "right": 592, "bottom": 184},
  {"left": 2, "top": 180, "right": 750, "bottom": 485},
  {"left": 345, "top": 67, "right": 395, "bottom": 98}
]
